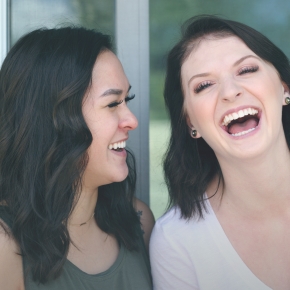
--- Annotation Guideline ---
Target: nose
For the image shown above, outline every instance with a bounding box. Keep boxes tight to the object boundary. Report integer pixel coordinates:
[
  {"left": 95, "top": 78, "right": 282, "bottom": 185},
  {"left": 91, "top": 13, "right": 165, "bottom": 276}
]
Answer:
[
  {"left": 219, "top": 77, "right": 242, "bottom": 102},
  {"left": 119, "top": 105, "right": 138, "bottom": 131}
]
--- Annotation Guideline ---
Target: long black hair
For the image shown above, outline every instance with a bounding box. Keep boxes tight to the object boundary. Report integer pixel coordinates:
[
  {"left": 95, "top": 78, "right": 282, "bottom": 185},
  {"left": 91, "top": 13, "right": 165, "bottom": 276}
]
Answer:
[
  {"left": 163, "top": 15, "right": 290, "bottom": 219},
  {"left": 0, "top": 27, "right": 140, "bottom": 283}
]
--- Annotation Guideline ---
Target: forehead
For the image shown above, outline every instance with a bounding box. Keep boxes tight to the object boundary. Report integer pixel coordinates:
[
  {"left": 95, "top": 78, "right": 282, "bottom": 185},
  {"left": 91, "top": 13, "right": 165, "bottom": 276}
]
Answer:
[
  {"left": 181, "top": 36, "right": 255, "bottom": 74},
  {"left": 91, "top": 50, "right": 129, "bottom": 91}
]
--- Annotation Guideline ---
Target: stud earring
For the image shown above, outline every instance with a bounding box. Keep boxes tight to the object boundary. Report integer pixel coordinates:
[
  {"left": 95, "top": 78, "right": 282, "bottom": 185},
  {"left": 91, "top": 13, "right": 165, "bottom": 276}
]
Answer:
[
  {"left": 191, "top": 129, "right": 197, "bottom": 138},
  {"left": 285, "top": 96, "right": 290, "bottom": 105}
]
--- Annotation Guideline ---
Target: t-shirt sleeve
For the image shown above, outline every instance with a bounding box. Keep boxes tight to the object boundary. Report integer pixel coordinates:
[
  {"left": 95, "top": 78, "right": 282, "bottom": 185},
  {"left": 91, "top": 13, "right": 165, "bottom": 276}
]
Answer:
[{"left": 149, "top": 217, "right": 199, "bottom": 290}]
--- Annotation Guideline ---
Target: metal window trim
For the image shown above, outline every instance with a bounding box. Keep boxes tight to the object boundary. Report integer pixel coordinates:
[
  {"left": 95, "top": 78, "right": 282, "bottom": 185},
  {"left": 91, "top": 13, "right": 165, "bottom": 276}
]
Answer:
[
  {"left": 0, "top": 0, "right": 9, "bottom": 66},
  {"left": 115, "top": 0, "right": 150, "bottom": 205}
]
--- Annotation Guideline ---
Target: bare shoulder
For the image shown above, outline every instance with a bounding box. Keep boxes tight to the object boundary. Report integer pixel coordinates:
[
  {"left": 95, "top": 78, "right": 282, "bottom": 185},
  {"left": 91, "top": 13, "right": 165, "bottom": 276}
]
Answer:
[
  {"left": 134, "top": 198, "right": 155, "bottom": 251},
  {"left": 0, "top": 222, "right": 24, "bottom": 290}
]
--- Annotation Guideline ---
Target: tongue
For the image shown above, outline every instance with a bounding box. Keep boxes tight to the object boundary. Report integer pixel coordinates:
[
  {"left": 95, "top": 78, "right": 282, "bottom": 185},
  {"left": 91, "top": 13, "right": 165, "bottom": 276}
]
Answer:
[{"left": 228, "top": 118, "right": 258, "bottom": 135}]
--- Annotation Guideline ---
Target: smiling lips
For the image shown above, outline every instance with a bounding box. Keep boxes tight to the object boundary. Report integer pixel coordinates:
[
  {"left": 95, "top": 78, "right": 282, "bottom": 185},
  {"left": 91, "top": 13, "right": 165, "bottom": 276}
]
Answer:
[
  {"left": 108, "top": 140, "right": 126, "bottom": 150},
  {"left": 221, "top": 107, "right": 260, "bottom": 136}
]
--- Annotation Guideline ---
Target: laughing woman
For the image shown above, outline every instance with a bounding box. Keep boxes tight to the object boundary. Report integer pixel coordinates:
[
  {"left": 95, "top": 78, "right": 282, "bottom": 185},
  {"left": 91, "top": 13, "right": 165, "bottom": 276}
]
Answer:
[
  {"left": 0, "top": 27, "right": 154, "bottom": 289},
  {"left": 150, "top": 15, "right": 290, "bottom": 290}
]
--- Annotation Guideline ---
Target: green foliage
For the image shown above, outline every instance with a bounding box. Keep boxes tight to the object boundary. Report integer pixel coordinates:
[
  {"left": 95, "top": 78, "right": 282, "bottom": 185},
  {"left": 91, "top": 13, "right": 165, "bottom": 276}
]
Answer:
[
  {"left": 71, "top": 0, "right": 115, "bottom": 37},
  {"left": 150, "top": 70, "right": 167, "bottom": 120}
]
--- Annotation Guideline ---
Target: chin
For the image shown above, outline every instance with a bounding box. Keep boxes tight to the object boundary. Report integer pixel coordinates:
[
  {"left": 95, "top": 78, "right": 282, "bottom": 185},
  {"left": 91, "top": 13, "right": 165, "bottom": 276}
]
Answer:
[{"left": 112, "top": 167, "right": 129, "bottom": 183}]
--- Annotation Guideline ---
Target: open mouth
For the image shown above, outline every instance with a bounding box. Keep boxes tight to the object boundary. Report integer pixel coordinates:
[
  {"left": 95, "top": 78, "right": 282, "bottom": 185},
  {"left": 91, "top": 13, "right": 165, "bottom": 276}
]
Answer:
[
  {"left": 108, "top": 141, "right": 126, "bottom": 152},
  {"left": 221, "top": 108, "right": 260, "bottom": 137}
]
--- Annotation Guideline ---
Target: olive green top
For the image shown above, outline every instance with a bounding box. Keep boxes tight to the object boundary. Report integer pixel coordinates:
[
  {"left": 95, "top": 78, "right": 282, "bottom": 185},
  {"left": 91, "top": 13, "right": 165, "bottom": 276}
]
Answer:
[{"left": 0, "top": 206, "right": 152, "bottom": 290}]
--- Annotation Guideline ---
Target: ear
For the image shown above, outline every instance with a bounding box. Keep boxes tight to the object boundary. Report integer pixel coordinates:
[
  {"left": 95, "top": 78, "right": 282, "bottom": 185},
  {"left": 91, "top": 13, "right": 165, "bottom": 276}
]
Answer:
[
  {"left": 282, "top": 82, "right": 290, "bottom": 106},
  {"left": 186, "top": 115, "right": 201, "bottom": 139}
]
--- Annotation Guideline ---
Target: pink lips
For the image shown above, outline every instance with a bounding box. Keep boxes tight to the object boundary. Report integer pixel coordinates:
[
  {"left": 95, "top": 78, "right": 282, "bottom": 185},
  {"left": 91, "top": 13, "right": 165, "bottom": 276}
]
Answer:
[
  {"left": 221, "top": 105, "right": 260, "bottom": 127},
  {"left": 220, "top": 105, "right": 261, "bottom": 126}
]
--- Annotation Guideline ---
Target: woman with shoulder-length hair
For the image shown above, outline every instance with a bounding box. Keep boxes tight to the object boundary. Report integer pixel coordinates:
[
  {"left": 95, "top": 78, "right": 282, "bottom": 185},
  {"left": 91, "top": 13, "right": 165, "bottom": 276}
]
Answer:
[
  {"left": 0, "top": 26, "right": 154, "bottom": 289},
  {"left": 150, "top": 15, "right": 290, "bottom": 290}
]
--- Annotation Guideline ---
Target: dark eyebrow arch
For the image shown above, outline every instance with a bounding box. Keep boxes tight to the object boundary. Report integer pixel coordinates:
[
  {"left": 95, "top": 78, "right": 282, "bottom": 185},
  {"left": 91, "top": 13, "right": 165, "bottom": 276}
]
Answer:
[
  {"left": 100, "top": 85, "right": 132, "bottom": 97},
  {"left": 188, "top": 73, "right": 210, "bottom": 86},
  {"left": 233, "top": 55, "right": 260, "bottom": 66}
]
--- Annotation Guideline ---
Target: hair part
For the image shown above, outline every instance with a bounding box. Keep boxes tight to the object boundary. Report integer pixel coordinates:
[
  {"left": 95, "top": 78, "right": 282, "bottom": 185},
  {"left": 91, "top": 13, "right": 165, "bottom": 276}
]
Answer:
[{"left": 163, "top": 15, "right": 290, "bottom": 219}]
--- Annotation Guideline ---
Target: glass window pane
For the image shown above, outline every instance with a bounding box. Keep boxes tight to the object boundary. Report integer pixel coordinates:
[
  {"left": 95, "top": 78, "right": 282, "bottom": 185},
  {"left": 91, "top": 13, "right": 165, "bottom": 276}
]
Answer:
[
  {"left": 10, "top": 0, "right": 114, "bottom": 46},
  {"left": 150, "top": 0, "right": 290, "bottom": 219}
]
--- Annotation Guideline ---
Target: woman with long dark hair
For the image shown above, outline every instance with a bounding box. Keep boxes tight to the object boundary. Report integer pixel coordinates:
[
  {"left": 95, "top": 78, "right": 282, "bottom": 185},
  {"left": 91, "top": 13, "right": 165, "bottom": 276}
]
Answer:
[
  {"left": 150, "top": 15, "right": 290, "bottom": 289},
  {"left": 0, "top": 27, "right": 154, "bottom": 289}
]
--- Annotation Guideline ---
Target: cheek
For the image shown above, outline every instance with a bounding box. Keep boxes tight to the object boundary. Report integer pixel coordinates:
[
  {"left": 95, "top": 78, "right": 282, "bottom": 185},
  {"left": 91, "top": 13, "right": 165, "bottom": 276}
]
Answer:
[
  {"left": 185, "top": 97, "right": 215, "bottom": 130},
  {"left": 86, "top": 141, "right": 98, "bottom": 165}
]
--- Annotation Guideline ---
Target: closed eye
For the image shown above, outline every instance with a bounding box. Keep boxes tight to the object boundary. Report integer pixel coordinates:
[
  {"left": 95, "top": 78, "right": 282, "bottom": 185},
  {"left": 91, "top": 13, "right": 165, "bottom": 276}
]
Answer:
[
  {"left": 108, "top": 100, "right": 123, "bottom": 108},
  {"left": 194, "top": 81, "right": 214, "bottom": 94},
  {"left": 238, "top": 65, "right": 259, "bottom": 75},
  {"left": 108, "top": 94, "right": 135, "bottom": 108},
  {"left": 125, "top": 94, "right": 135, "bottom": 103}
]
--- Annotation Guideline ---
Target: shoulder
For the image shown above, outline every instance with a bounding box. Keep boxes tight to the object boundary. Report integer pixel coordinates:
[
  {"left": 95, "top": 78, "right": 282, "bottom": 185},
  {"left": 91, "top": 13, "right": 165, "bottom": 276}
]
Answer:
[
  {"left": 150, "top": 207, "right": 184, "bottom": 246},
  {"left": 0, "top": 221, "right": 24, "bottom": 289},
  {"left": 134, "top": 198, "right": 155, "bottom": 251},
  {"left": 149, "top": 208, "right": 202, "bottom": 290},
  {"left": 153, "top": 206, "right": 192, "bottom": 232},
  {"left": 150, "top": 206, "right": 210, "bottom": 251}
]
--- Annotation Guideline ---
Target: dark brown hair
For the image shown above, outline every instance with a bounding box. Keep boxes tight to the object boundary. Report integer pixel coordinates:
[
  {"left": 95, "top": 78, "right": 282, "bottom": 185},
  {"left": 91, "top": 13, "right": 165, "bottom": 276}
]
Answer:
[
  {"left": 0, "top": 26, "right": 140, "bottom": 283},
  {"left": 163, "top": 15, "right": 290, "bottom": 218}
]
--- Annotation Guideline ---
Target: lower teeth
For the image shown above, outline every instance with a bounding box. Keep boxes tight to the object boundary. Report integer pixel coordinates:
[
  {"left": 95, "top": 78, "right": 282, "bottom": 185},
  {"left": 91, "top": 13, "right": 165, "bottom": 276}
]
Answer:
[{"left": 231, "top": 127, "right": 256, "bottom": 137}]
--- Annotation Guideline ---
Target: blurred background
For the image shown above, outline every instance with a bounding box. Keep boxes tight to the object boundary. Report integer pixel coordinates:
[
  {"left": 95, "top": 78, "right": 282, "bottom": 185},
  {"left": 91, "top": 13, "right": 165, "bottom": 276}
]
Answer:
[{"left": 7, "top": 0, "right": 290, "bottom": 219}]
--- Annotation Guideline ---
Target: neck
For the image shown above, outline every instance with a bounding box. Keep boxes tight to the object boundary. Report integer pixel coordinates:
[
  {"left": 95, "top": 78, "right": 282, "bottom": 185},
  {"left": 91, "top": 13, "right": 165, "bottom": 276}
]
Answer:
[
  {"left": 68, "top": 187, "right": 98, "bottom": 229},
  {"left": 212, "top": 137, "right": 290, "bottom": 214}
]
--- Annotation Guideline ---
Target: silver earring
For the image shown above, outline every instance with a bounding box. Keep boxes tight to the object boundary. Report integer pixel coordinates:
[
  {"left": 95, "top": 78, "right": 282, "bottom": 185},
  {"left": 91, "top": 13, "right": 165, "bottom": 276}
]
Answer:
[
  {"left": 285, "top": 96, "right": 290, "bottom": 105},
  {"left": 191, "top": 129, "right": 197, "bottom": 137}
]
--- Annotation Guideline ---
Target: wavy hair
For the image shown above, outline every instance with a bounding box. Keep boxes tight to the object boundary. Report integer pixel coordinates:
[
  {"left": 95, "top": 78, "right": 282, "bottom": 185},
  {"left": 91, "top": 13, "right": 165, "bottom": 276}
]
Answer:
[
  {"left": 163, "top": 15, "right": 290, "bottom": 219},
  {"left": 0, "top": 27, "right": 140, "bottom": 283}
]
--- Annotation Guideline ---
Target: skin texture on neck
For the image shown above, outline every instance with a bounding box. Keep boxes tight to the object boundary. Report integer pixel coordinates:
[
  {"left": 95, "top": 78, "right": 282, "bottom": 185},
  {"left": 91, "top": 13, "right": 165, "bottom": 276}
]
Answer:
[
  {"left": 68, "top": 186, "right": 98, "bottom": 228},
  {"left": 210, "top": 128, "right": 290, "bottom": 216}
]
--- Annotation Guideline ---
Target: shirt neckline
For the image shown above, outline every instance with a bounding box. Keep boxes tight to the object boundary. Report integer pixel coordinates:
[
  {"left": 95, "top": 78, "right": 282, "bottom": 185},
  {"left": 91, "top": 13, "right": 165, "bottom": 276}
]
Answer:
[
  {"left": 204, "top": 194, "right": 272, "bottom": 290},
  {"left": 65, "top": 243, "right": 125, "bottom": 281}
]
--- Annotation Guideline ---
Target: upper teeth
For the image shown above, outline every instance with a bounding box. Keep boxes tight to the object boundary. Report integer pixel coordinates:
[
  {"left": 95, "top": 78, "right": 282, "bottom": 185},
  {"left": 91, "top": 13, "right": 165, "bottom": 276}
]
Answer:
[
  {"left": 108, "top": 141, "right": 126, "bottom": 150},
  {"left": 222, "top": 108, "right": 258, "bottom": 126}
]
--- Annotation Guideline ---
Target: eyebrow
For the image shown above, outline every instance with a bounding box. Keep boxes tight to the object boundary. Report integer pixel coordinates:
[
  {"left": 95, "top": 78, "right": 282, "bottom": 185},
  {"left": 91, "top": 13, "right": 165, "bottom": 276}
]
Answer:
[
  {"left": 100, "top": 85, "right": 132, "bottom": 97},
  {"left": 187, "top": 55, "right": 260, "bottom": 86},
  {"left": 233, "top": 55, "right": 260, "bottom": 66}
]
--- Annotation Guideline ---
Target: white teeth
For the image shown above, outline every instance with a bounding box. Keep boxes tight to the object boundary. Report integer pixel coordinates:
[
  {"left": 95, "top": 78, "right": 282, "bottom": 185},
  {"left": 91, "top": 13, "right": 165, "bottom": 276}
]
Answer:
[
  {"left": 108, "top": 141, "right": 126, "bottom": 150},
  {"left": 238, "top": 110, "right": 244, "bottom": 118},
  {"left": 231, "top": 127, "right": 256, "bottom": 137},
  {"left": 222, "top": 108, "right": 258, "bottom": 126},
  {"left": 232, "top": 112, "right": 239, "bottom": 120}
]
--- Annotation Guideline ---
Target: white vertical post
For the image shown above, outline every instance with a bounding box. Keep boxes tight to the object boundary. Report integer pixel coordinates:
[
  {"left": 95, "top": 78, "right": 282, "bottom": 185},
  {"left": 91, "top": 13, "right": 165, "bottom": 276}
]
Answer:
[
  {"left": 115, "top": 0, "right": 150, "bottom": 204},
  {"left": 0, "top": 0, "right": 8, "bottom": 66}
]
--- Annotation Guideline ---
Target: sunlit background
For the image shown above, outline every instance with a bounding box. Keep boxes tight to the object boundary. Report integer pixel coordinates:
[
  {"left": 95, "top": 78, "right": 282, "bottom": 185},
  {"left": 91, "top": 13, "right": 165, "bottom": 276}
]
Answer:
[{"left": 9, "top": 0, "right": 290, "bottom": 219}]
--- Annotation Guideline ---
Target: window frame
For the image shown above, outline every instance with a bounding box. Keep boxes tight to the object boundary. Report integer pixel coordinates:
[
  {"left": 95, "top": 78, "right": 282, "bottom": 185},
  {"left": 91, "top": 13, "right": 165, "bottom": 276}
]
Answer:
[
  {"left": 116, "top": 0, "right": 150, "bottom": 205},
  {"left": 0, "top": 0, "right": 9, "bottom": 66}
]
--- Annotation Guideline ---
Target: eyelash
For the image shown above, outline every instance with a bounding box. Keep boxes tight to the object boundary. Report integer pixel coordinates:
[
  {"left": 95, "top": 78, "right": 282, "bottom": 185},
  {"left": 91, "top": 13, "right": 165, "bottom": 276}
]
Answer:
[
  {"left": 194, "top": 65, "right": 259, "bottom": 94},
  {"left": 238, "top": 65, "right": 259, "bottom": 75},
  {"left": 194, "top": 81, "right": 213, "bottom": 94},
  {"left": 108, "top": 94, "right": 135, "bottom": 108}
]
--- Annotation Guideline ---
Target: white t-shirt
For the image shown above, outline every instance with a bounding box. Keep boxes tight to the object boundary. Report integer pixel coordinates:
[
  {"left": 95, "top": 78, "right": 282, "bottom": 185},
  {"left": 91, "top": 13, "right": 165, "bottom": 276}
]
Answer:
[{"left": 149, "top": 199, "right": 272, "bottom": 290}]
